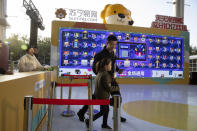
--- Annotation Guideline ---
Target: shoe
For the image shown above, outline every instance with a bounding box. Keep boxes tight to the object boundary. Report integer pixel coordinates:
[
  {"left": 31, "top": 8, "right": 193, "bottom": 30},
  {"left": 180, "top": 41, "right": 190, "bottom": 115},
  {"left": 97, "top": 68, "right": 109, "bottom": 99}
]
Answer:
[
  {"left": 77, "top": 111, "right": 85, "bottom": 122},
  {"left": 112, "top": 116, "right": 127, "bottom": 122},
  {"left": 85, "top": 119, "right": 89, "bottom": 129},
  {"left": 101, "top": 124, "right": 112, "bottom": 129},
  {"left": 121, "top": 116, "right": 126, "bottom": 122}
]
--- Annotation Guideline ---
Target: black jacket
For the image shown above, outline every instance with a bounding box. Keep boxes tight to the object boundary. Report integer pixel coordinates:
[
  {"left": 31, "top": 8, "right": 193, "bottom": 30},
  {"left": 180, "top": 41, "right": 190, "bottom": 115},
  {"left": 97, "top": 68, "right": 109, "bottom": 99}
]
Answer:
[
  {"left": 92, "top": 46, "right": 119, "bottom": 77},
  {"left": 94, "top": 70, "right": 120, "bottom": 99}
]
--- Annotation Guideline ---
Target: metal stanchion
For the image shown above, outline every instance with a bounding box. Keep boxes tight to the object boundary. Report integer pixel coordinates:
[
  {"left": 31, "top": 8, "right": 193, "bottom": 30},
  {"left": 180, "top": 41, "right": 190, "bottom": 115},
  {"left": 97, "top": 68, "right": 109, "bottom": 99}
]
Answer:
[
  {"left": 88, "top": 75, "right": 93, "bottom": 131},
  {"left": 23, "top": 96, "right": 33, "bottom": 131},
  {"left": 87, "top": 77, "right": 99, "bottom": 115},
  {"left": 47, "top": 81, "right": 55, "bottom": 131},
  {"left": 60, "top": 76, "right": 63, "bottom": 99},
  {"left": 62, "top": 76, "right": 75, "bottom": 117},
  {"left": 113, "top": 95, "right": 121, "bottom": 131}
]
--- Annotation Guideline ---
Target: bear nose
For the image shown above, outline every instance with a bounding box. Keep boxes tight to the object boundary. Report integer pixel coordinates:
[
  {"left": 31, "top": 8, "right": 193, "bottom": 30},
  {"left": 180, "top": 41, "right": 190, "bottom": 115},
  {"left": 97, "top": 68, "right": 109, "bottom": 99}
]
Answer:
[
  {"left": 128, "top": 20, "right": 134, "bottom": 25},
  {"left": 118, "top": 13, "right": 125, "bottom": 18}
]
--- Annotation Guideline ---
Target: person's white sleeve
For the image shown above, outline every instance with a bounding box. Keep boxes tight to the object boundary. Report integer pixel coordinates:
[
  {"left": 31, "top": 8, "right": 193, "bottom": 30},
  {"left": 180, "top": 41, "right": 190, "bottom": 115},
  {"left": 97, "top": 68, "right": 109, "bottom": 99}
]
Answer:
[
  {"left": 18, "top": 57, "right": 26, "bottom": 72},
  {"left": 34, "top": 56, "right": 44, "bottom": 69},
  {"left": 18, "top": 56, "right": 34, "bottom": 72}
]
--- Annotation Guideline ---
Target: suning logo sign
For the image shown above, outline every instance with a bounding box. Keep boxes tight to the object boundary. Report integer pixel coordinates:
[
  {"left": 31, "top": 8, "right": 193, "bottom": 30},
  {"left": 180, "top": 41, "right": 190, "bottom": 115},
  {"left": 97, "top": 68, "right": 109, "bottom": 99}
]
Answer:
[{"left": 67, "top": 8, "right": 97, "bottom": 23}]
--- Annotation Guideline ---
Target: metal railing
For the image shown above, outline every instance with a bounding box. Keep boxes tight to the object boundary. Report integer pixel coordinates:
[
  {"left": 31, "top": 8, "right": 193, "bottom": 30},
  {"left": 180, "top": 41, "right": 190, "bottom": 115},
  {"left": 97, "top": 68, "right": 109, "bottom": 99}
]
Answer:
[{"left": 23, "top": 95, "right": 121, "bottom": 131}]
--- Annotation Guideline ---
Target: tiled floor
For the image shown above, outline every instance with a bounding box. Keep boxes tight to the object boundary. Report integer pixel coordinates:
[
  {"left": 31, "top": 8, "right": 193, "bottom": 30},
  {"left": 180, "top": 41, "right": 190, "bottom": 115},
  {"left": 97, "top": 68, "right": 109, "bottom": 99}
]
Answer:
[{"left": 51, "top": 84, "right": 197, "bottom": 131}]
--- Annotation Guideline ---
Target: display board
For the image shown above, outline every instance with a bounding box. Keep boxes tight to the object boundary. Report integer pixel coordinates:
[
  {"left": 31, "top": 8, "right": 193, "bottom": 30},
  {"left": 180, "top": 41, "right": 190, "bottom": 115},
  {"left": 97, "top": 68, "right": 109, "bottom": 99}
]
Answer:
[{"left": 58, "top": 28, "right": 183, "bottom": 78}]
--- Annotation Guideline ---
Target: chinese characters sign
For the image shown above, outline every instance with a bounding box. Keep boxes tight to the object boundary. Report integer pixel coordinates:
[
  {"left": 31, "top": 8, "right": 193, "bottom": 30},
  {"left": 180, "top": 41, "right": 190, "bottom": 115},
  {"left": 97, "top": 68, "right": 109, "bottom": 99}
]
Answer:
[
  {"left": 66, "top": 8, "right": 97, "bottom": 23},
  {"left": 151, "top": 15, "right": 187, "bottom": 31}
]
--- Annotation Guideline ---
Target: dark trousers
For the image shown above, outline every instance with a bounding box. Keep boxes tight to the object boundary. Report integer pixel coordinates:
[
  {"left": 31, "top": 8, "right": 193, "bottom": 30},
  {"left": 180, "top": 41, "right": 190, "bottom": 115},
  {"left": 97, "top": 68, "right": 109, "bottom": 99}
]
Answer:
[
  {"left": 78, "top": 95, "right": 96, "bottom": 115},
  {"left": 93, "top": 105, "right": 109, "bottom": 125},
  {"left": 78, "top": 105, "right": 88, "bottom": 115}
]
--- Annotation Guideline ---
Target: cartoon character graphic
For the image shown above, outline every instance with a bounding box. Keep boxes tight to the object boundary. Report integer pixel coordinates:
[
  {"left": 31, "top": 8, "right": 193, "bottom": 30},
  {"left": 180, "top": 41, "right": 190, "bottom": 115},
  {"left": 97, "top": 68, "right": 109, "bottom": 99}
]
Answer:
[
  {"left": 177, "top": 56, "right": 181, "bottom": 61},
  {"left": 101, "top": 34, "right": 105, "bottom": 39},
  {"left": 65, "top": 32, "right": 69, "bottom": 37},
  {"left": 156, "top": 39, "right": 161, "bottom": 44},
  {"left": 92, "top": 43, "right": 97, "bottom": 48},
  {"left": 162, "top": 63, "right": 167, "bottom": 68},
  {"left": 170, "top": 56, "right": 174, "bottom": 60},
  {"left": 64, "top": 60, "right": 69, "bottom": 65},
  {"left": 64, "top": 51, "right": 69, "bottom": 56},
  {"left": 124, "top": 60, "right": 130, "bottom": 67},
  {"left": 170, "top": 48, "right": 174, "bottom": 53},
  {"left": 117, "top": 35, "right": 122, "bottom": 40},
  {"left": 141, "top": 63, "right": 145, "bottom": 67},
  {"left": 148, "top": 55, "right": 152, "bottom": 59},
  {"left": 170, "top": 40, "right": 175, "bottom": 44},
  {"left": 163, "top": 55, "right": 167, "bottom": 60},
  {"left": 148, "top": 63, "right": 152, "bottom": 68},
  {"left": 64, "top": 42, "right": 69, "bottom": 47},
  {"left": 135, "top": 44, "right": 145, "bottom": 57},
  {"left": 149, "top": 38, "right": 153, "bottom": 43},
  {"left": 176, "top": 48, "right": 181, "bottom": 53},
  {"left": 90, "top": 59, "right": 94, "bottom": 66},
  {"left": 118, "top": 61, "right": 122, "bottom": 66},
  {"left": 125, "top": 34, "right": 130, "bottom": 40},
  {"left": 170, "top": 63, "right": 174, "bottom": 68},
  {"left": 162, "top": 39, "right": 168, "bottom": 44},
  {"left": 100, "top": 4, "right": 134, "bottom": 25},
  {"left": 141, "top": 38, "right": 146, "bottom": 42},
  {"left": 156, "top": 47, "right": 160, "bottom": 51},
  {"left": 83, "top": 42, "right": 88, "bottom": 48},
  {"left": 73, "top": 60, "right": 78, "bottom": 65},
  {"left": 101, "top": 43, "right": 105, "bottom": 48},
  {"left": 83, "top": 52, "right": 87, "bottom": 57},
  {"left": 133, "top": 62, "right": 138, "bottom": 67},
  {"left": 92, "top": 52, "right": 97, "bottom": 56},
  {"left": 156, "top": 60, "right": 160, "bottom": 68},
  {"left": 82, "top": 31, "right": 88, "bottom": 39},
  {"left": 149, "top": 47, "right": 152, "bottom": 51},
  {"left": 73, "top": 52, "right": 78, "bottom": 56},
  {"left": 177, "top": 64, "right": 180, "bottom": 68},
  {"left": 177, "top": 40, "right": 181, "bottom": 45},
  {"left": 134, "top": 37, "right": 138, "bottom": 42},
  {"left": 74, "top": 33, "right": 79, "bottom": 38},
  {"left": 73, "top": 39, "right": 79, "bottom": 48},
  {"left": 92, "top": 34, "right": 97, "bottom": 39},
  {"left": 162, "top": 37, "right": 168, "bottom": 44},
  {"left": 163, "top": 47, "right": 167, "bottom": 52}
]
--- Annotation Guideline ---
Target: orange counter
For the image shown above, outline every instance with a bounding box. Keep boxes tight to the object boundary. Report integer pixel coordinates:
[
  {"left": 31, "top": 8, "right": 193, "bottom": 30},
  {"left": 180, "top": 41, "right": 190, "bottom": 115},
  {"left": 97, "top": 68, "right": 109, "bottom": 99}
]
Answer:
[{"left": 0, "top": 71, "right": 56, "bottom": 131}]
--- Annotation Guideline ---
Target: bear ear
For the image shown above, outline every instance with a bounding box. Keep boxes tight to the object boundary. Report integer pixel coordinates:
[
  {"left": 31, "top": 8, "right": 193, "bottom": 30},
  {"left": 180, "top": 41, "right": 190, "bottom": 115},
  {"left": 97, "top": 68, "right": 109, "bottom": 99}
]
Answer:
[
  {"left": 127, "top": 9, "right": 131, "bottom": 16},
  {"left": 100, "top": 4, "right": 111, "bottom": 19}
]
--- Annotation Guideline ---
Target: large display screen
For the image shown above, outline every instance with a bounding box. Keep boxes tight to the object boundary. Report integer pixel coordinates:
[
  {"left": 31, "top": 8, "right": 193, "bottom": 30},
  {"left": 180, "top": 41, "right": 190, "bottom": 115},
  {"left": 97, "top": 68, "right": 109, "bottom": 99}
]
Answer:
[
  {"left": 117, "top": 42, "right": 146, "bottom": 60},
  {"left": 59, "top": 28, "right": 184, "bottom": 78}
]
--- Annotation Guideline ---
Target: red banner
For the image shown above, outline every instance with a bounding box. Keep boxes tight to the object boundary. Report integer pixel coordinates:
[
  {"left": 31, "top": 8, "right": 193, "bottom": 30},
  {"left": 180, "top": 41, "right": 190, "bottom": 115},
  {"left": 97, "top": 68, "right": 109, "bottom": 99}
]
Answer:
[
  {"left": 33, "top": 98, "right": 110, "bottom": 105},
  {"left": 56, "top": 83, "right": 88, "bottom": 87},
  {"left": 62, "top": 74, "right": 91, "bottom": 79}
]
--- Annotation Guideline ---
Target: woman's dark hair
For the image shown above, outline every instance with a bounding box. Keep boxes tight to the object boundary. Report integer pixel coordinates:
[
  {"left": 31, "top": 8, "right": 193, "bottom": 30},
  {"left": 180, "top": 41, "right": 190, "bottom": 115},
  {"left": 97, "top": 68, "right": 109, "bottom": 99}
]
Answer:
[
  {"left": 97, "top": 58, "right": 111, "bottom": 72},
  {"left": 107, "top": 35, "right": 117, "bottom": 42}
]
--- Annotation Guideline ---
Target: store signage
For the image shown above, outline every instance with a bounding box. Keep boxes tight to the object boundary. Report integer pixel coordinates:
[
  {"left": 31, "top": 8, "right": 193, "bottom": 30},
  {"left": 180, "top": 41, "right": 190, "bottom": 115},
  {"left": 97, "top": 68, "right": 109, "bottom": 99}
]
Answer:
[
  {"left": 151, "top": 15, "right": 187, "bottom": 31},
  {"left": 66, "top": 8, "right": 97, "bottom": 23}
]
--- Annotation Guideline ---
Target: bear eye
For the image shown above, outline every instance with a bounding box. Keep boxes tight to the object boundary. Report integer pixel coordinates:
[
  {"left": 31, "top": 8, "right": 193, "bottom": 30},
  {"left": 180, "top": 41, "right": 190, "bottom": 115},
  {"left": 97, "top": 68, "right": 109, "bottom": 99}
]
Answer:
[{"left": 114, "top": 11, "right": 116, "bottom": 14}]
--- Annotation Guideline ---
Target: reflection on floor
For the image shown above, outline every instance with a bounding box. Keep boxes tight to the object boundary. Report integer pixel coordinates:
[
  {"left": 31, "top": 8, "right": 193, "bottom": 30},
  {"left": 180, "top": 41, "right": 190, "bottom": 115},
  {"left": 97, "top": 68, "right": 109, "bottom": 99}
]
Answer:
[{"left": 51, "top": 84, "right": 197, "bottom": 131}]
